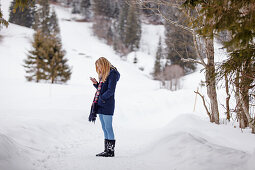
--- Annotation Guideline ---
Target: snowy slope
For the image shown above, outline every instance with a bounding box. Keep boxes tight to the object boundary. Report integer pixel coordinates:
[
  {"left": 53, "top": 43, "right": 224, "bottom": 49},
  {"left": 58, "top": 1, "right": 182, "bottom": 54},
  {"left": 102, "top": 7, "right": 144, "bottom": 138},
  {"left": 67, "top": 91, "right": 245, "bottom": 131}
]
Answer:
[
  {"left": 0, "top": 1, "right": 255, "bottom": 170},
  {"left": 126, "top": 23, "right": 165, "bottom": 77}
]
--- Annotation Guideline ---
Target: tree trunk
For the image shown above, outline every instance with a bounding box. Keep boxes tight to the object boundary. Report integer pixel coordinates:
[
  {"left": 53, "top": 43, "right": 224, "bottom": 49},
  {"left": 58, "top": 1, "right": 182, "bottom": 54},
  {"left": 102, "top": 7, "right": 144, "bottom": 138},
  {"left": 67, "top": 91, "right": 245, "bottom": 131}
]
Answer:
[
  {"left": 239, "top": 62, "right": 255, "bottom": 132},
  {"left": 225, "top": 73, "right": 230, "bottom": 121},
  {"left": 205, "top": 38, "right": 220, "bottom": 124},
  {"left": 240, "top": 91, "right": 254, "bottom": 131},
  {"left": 51, "top": 75, "right": 55, "bottom": 84},
  {"left": 235, "top": 70, "right": 248, "bottom": 128}
]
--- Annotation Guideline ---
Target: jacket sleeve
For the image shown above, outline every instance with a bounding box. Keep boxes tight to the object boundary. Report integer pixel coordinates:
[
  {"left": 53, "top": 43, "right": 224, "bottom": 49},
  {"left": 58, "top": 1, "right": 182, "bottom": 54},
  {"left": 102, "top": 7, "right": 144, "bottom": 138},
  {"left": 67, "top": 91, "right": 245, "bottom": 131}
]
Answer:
[
  {"left": 93, "top": 82, "right": 98, "bottom": 89},
  {"left": 100, "top": 73, "right": 118, "bottom": 100}
]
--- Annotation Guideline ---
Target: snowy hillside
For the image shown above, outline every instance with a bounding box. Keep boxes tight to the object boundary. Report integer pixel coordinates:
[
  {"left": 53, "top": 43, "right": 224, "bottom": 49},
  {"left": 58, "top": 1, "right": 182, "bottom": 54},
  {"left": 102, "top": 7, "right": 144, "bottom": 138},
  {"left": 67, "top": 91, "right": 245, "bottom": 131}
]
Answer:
[{"left": 0, "top": 1, "right": 255, "bottom": 170}]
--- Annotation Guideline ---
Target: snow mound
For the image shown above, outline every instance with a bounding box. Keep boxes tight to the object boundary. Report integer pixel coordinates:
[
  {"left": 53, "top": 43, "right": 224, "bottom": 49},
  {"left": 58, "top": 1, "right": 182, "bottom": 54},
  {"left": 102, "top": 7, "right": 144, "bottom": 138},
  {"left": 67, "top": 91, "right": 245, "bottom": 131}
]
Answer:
[
  {"left": 133, "top": 114, "right": 254, "bottom": 170},
  {"left": 139, "top": 132, "right": 247, "bottom": 170}
]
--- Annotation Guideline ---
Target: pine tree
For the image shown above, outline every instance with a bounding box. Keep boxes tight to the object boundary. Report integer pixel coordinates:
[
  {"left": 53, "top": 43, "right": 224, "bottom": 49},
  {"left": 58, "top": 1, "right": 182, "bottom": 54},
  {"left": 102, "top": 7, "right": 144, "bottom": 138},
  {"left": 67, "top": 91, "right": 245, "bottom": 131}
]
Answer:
[
  {"left": 124, "top": 4, "right": 141, "bottom": 51},
  {"left": 93, "top": 0, "right": 117, "bottom": 18},
  {"left": 72, "top": 0, "right": 80, "bottom": 14},
  {"left": 106, "top": 26, "right": 113, "bottom": 44},
  {"left": 45, "top": 8, "right": 71, "bottom": 83},
  {"left": 34, "top": 1, "right": 59, "bottom": 37},
  {"left": 23, "top": 30, "right": 48, "bottom": 82},
  {"left": 117, "top": 0, "right": 129, "bottom": 42},
  {"left": 133, "top": 55, "right": 137, "bottom": 64},
  {"left": 1, "top": 0, "right": 33, "bottom": 28},
  {"left": 153, "top": 37, "right": 163, "bottom": 79},
  {"left": 33, "top": 0, "right": 51, "bottom": 36},
  {"left": 25, "top": 3, "right": 72, "bottom": 84},
  {"left": 92, "top": 0, "right": 118, "bottom": 45},
  {"left": 8, "top": 0, "right": 36, "bottom": 28},
  {"left": 80, "top": 0, "right": 91, "bottom": 19},
  {"left": 49, "top": 9, "right": 60, "bottom": 36},
  {"left": 44, "top": 35, "right": 72, "bottom": 83},
  {"left": 93, "top": 0, "right": 110, "bottom": 17},
  {"left": 24, "top": 30, "right": 71, "bottom": 83},
  {"left": 111, "top": 1, "right": 119, "bottom": 19}
]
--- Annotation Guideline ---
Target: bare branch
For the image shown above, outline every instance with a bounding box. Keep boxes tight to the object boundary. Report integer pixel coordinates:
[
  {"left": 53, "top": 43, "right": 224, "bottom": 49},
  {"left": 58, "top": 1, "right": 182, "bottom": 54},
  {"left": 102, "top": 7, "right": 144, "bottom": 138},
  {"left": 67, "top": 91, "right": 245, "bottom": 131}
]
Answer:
[
  {"left": 181, "top": 58, "right": 205, "bottom": 66},
  {"left": 194, "top": 90, "right": 211, "bottom": 119},
  {"left": 130, "top": 0, "right": 194, "bottom": 32},
  {"left": 193, "top": 33, "right": 207, "bottom": 66}
]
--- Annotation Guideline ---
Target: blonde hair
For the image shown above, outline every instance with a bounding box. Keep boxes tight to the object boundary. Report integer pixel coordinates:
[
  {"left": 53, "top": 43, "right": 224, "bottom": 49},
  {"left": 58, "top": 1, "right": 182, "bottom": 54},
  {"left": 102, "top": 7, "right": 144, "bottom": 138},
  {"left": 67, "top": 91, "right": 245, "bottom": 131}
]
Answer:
[{"left": 95, "top": 57, "right": 113, "bottom": 83}]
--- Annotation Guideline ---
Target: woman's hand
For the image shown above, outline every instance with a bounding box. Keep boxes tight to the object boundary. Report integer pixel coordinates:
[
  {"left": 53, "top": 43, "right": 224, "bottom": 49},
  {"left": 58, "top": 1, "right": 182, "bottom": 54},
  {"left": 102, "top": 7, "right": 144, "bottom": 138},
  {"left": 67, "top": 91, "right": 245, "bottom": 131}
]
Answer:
[{"left": 90, "top": 77, "right": 98, "bottom": 84}]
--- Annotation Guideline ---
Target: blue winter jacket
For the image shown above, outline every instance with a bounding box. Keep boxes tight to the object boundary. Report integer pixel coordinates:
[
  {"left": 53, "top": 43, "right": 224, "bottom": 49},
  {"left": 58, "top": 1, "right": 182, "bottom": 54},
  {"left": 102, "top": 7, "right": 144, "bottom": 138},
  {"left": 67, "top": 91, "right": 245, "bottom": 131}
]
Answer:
[{"left": 93, "top": 67, "right": 120, "bottom": 115}]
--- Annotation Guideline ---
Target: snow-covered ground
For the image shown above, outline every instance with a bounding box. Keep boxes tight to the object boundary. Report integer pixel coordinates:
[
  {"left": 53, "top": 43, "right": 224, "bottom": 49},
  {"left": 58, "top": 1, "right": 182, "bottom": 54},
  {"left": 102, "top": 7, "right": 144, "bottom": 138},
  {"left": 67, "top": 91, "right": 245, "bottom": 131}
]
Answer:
[{"left": 0, "top": 1, "right": 255, "bottom": 170}]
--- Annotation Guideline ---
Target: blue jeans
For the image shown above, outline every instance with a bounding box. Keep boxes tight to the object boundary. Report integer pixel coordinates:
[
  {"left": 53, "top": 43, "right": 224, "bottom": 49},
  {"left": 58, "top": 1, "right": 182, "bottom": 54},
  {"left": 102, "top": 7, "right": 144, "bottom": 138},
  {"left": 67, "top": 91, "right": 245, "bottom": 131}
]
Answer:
[{"left": 98, "top": 114, "right": 115, "bottom": 140}]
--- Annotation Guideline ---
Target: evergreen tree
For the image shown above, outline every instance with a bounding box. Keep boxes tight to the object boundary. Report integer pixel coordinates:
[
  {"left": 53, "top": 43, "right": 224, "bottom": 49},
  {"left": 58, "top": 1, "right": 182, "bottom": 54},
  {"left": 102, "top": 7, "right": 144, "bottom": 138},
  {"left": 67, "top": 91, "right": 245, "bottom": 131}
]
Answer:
[
  {"left": 72, "top": 0, "right": 80, "bottom": 14},
  {"left": 34, "top": 1, "right": 60, "bottom": 37},
  {"left": 49, "top": 9, "right": 60, "bottom": 36},
  {"left": 23, "top": 30, "right": 48, "bottom": 82},
  {"left": 25, "top": 3, "right": 72, "bottom": 84},
  {"left": 80, "top": 0, "right": 91, "bottom": 19},
  {"left": 111, "top": 1, "right": 120, "bottom": 19},
  {"left": 112, "top": 0, "right": 142, "bottom": 54},
  {"left": 124, "top": 4, "right": 141, "bottom": 51},
  {"left": 117, "top": 0, "right": 129, "bottom": 42},
  {"left": 92, "top": 0, "right": 119, "bottom": 46},
  {"left": 33, "top": 0, "right": 51, "bottom": 36},
  {"left": 133, "top": 53, "right": 138, "bottom": 64},
  {"left": 8, "top": 0, "right": 36, "bottom": 28},
  {"left": 24, "top": 30, "right": 71, "bottom": 83},
  {"left": 44, "top": 35, "right": 72, "bottom": 83},
  {"left": 106, "top": 26, "right": 113, "bottom": 44},
  {"left": 1, "top": 0, "right": 33, "bottom": 28},
  {"left": 153, "top": 37, "right": 163, "bottom": 79},
  {"left": 93, "top": 0, "right": 111, "bottom": 17},
  {"left": 93, "top": 0, "right": 117, "bottom": 18}
]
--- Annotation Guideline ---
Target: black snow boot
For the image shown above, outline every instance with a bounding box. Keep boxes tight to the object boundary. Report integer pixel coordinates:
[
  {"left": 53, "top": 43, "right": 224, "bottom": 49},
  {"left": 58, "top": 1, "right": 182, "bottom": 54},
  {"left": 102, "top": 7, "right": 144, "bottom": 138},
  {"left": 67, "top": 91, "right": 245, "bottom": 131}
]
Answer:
[
  {"left": 96, "top": 139, "right": 108, "bottom": 157},
  {"left": 106, "top": 139, "right": 115, "bottom": 157}
]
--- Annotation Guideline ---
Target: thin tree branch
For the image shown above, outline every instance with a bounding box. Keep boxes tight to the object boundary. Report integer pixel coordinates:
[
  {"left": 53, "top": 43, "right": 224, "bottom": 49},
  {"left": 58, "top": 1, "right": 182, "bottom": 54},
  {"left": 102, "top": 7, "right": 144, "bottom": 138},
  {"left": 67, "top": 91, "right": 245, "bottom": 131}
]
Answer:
[
  {"left": 181, "top": 58, "right": 204, "bottom": 66},
  {"left": 194, "top": 90, "right": 211, "bottom": 120}
]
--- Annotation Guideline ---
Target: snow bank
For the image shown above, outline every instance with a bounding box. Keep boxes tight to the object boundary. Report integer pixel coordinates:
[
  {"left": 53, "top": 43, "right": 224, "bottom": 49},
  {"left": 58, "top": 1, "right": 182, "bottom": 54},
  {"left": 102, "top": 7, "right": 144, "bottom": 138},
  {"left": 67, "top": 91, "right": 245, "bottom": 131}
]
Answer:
[{"left": 132, "top": 114, "right": 254, "bottom": 170}]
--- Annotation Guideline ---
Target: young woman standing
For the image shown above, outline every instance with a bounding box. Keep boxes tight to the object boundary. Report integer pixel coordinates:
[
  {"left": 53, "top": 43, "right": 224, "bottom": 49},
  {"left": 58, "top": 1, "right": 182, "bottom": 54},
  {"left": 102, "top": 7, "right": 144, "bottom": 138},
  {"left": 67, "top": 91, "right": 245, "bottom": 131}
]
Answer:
[{"left": 89, "top": 57, "right": 120, "bottom": 157}]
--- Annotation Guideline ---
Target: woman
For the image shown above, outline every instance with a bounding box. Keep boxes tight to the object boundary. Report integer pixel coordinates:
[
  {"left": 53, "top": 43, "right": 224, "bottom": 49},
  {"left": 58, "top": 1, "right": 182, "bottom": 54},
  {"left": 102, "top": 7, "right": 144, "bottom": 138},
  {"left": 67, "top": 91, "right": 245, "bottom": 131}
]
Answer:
[{"left": 90, "top": 57, "right": 120, "bottom": 157}]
